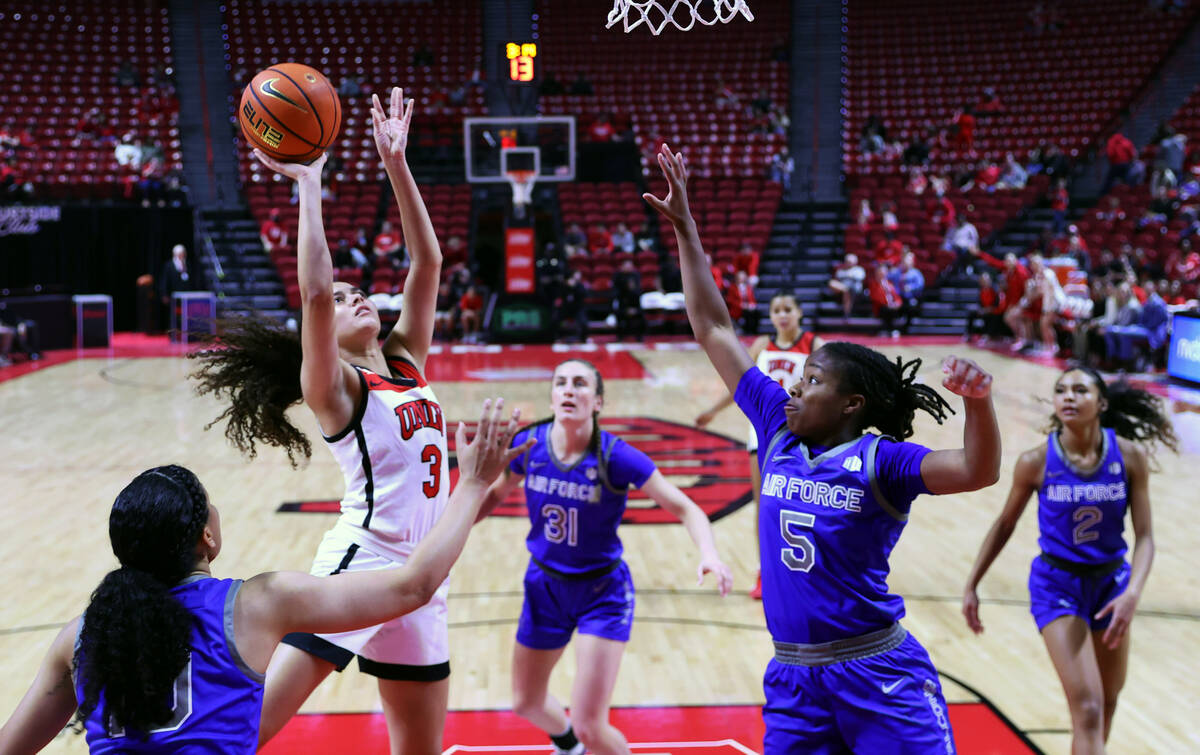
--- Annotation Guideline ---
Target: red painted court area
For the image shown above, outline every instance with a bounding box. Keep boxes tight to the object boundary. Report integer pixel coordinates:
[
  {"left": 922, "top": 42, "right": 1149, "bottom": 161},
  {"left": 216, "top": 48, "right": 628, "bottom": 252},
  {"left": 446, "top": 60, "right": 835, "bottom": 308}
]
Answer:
[{"left": 262, "top": 703, "right": 1035, "bottom": 754}]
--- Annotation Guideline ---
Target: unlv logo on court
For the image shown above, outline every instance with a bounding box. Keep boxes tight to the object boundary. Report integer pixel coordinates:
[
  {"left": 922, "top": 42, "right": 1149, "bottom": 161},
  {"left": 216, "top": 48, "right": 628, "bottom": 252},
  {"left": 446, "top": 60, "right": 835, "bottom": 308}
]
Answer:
[
  {"left": 278, "top": 416, "right": 752, "bottom": 523},
  {"left": 449, "top": 416, "right": 752, "bottom": 524}
]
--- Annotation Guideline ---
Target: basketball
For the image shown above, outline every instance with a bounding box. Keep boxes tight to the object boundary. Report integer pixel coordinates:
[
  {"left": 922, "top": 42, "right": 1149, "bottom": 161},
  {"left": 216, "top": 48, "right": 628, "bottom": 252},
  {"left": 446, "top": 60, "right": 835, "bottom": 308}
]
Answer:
[{"left": 238, "top": 63, "right": 341, "bottom": 164}]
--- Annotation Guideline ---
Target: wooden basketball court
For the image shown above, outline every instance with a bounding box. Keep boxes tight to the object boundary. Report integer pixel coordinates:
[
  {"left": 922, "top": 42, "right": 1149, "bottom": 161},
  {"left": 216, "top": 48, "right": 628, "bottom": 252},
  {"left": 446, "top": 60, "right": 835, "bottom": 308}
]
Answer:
[{"left": 2, "top": 337, "right": 1198, "bottom": 754}]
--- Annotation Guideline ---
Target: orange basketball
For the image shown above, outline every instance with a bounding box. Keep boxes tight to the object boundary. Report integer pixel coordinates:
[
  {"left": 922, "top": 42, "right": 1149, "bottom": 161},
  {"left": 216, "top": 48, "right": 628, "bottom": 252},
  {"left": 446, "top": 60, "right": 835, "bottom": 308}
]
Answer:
[{"left": 239, "top": 63, "right": 341, "bottom": 164}]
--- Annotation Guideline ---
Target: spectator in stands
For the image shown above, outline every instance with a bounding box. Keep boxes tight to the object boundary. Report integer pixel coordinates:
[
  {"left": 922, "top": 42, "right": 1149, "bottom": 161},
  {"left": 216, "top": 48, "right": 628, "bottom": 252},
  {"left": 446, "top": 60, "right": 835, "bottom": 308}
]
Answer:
[
  {"left": 975, "top": 160, "right": 1001, "bottom": 191},
  {"left": 588, "top": 223, "right": 613, "bottom": 254},
  {"left": 434, "top": 280, "right": 456, "bottom": 340},
  {"left": 1050, "top": 178, "right": 1070, "bottom": 235},
  {"left": 828, "top": 253, "right": 866, "bottom": 317},
  {"left": 855, "top": 198, "right": 873, "bottom": 228},
  {"left": 569, "top": 72, "right": 594, "bottom": 96},
  {"left": 928, "top": 192, "right": 957, "bottom": 233},
  {"left": 443, "top": 234, "right": 467, "bottom": 265},
  {"left": 552, "top": 270, "right": 590, "bottom": 343},
  {"left": 949, "top": 105, "right": 976, "bottom": 153},
  {"left": 658, "top": 255, "right": 682, "bottom": 293},
  {"left": 967, "top": 271, "right": 1007, "bottom": 343},
  {"left": 587, "top": 113, "right": 616, "bottom": 143},
  {"left": 564, "top": 222, "right": 588, "bottom": 257},
  {"left": 1158, "top": 125, "right": 1188, "bottom": 177},
  {"left": 874, "top": 231, "right": 904, "bottom": 265},
  {"left": 374, "top": 220, "right": 406, "bottom": 268},
  {"left": 734, "top": 243, "right": 761, "bottom": 286},
  {"left": 539, "top": 72, "right": 565, "bottom": 96},
  {"left": 635, "top": 222, "right": 659, "bottom": 253},
  {"left": 860, "top": 115, "right": 888, "bottom": 155},
  {"left": 115, "top": 59, "right": 139, "bottom": 88},
  {"left": 714, "top": 76, "right": 739, "bottom": 108},
  {"left": 114, "top": 134, "right": 142, "bottom": 168},
  {"left": 412, "top": 44, "right": 435, "bottom": 67},
  {"left": 868, "top": 263, "right": 907, "bottom": 335},
  {"left": 1034, "top": 141, "right": 1070, "bottom": 178},
  {"left": 333, "top": 238, "right": 369, "bottom": 272},
  {"left": 902, "top": 126, "right": 933, "bottom": 166},
  {"left": 1102, "top": 130, "right": 1137, "bottom": 193},
  {"left": 612, "top": 259, "right": 645, "bottom": 342},
  {"left": 726, "top": 270, "right": 758, "bottom": 334},
  {"left": 767, "top": 106, "right": 791, "bottom": 138},
  {"left": 750, "top": 87, "right": 773, "bottom": 117},
  {"left": 611, "top": 222, "right": 635, "bottom": 254},
  {"left": 0, "top": 157, "right": 32, "bottom": 200},
  {"left": 1008, "top": 254, "right": 1065, "bottom": 355},
  {"left": 943, "top": 215, "right": 980, "bottom": 278},
  {"left": 1085, "top": 280, "right": 1142, "bottom": 366},
  {"left": 880, "top": 201, "right": 899, "bottom": 230},
  {"left": 891, "top": 252, "right": 925, "bottom": 303},
  {"left": 1097, "top": 195, "right": 1127, "bottom": 225},
  {"left": 458, "top": 285, "right": 484, "bottom": 343},
  {"left": 768, "top": 148, "right": 794, "bottom": 191},
  {"left": 0, "top": 305, "right": 39, "bottom": 364},
  {"left": 976, "top": 87, "right": 1005, "bottom": 115},
  {"left": 1106, "top": 280, "right": 1169, "bottom": 371},
  {"left": 997, "top": 153, "right": 1028, "bottom": 190},
  {"left": 706, "top": 253, "right": 727, "bottom": 292},
  {"left": 338, "top": 74, "right": 364, "bottom": 97}
]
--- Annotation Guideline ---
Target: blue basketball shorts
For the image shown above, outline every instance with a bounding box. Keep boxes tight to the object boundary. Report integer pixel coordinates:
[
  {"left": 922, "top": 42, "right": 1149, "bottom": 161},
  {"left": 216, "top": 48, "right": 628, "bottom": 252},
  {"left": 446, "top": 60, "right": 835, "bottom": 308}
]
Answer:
[
  {"left": 516, "top": 559, "right": 635, "bottom": 650},
  {"left": 1028, "top": 555, "right": 1131, "bottom": 632},
  {"left": 763, "top": 631, "right": 955, "bottom": 755}
]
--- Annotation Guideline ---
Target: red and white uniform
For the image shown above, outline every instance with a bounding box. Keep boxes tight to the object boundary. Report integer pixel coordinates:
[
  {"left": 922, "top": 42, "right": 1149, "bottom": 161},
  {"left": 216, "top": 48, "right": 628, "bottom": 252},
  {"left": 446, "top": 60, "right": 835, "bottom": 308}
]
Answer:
[
  {"left": 308, "top": 354, "right": 451, "bottom": 666},
  {"left": 746, "top": 332, "right": 816, "bottom": 451}
]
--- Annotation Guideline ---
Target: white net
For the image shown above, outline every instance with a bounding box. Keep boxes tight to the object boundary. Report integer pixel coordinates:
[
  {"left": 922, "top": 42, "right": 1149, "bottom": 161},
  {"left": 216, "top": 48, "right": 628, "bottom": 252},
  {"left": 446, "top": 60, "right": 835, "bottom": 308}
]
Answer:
[{"left": 607, "top": 0, "right": 754, "bottom": 35}]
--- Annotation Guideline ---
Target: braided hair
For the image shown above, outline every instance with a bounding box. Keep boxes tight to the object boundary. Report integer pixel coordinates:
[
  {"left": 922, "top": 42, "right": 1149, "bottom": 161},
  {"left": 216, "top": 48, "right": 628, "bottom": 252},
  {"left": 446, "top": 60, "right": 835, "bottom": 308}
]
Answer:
[
  {"left": 75, "top": 465, "right": 210, "bottom": 736},
  {"left": 1048, "top": 365, "right": 1178, "bottom": 456},
  {"left": 187, "top": 316, "right": 309, "bottom": 466},
  {"left": 522, "top": 359, "right": 606, "bottom": 488},
  {"left": 819, "top": 342, "right": 954, "bottom": 439}
]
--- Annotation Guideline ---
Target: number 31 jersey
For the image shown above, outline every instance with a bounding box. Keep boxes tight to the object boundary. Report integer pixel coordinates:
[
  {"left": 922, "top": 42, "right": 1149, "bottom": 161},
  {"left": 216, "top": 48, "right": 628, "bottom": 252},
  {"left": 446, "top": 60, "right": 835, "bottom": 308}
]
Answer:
[{"left": 324, "top": 355, "right": 449, "bottom": 561}]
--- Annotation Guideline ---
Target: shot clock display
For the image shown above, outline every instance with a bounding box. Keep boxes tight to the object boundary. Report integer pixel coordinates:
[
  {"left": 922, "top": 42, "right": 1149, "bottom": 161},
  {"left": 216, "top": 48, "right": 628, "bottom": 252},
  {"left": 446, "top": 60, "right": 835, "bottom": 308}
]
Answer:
[{"left": 504, "top": 41, "right": 539, "bottom": 83}]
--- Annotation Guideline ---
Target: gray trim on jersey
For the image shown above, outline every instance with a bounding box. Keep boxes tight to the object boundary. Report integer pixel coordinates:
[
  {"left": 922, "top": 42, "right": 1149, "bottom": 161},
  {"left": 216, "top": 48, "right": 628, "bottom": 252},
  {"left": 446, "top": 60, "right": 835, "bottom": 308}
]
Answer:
[
  {"left": 866, "top": 435, "right": 908, "bottom": 523},
  {"left": 597, "top": 432, "right": 626, "bottom": 495},
  {"left": 764, "top": 428, "right": 869, "bottom": 471},
  {"left": 773, "top": 622, "right": 907, "bottom": 666},
  {"left": 1050, "top": 429, "right": 1113, "bottom": 479},
  {"left": 178, "top": 574, "right": 209, "bottom": 585},
  {"left": 224, "top": 579, "right": 267, "bottom": 684}
]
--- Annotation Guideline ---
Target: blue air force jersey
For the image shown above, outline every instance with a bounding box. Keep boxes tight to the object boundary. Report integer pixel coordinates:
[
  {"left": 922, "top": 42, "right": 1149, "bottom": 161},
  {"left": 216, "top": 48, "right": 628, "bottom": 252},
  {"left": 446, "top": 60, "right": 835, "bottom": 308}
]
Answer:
[
  {"left": 1038, "top": 428, "right": 1129, "bottom": 563},
  {"left": 735, "top": 367, "right": 932, "bottom": 644},
  {"left": 77, "top": 576, "right": 265, "bottom": 754},
  {"left": 509, "top": 422, "right": 657, "bottom": 575}
]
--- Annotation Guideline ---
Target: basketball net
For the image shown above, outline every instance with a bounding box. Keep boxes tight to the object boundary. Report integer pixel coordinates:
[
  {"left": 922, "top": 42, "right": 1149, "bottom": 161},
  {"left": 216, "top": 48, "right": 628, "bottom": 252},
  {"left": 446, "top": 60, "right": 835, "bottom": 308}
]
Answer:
[
  {"left": 507, "top": 169, "right": 536, "bottom": 219},
  {"left": 607, "top": 0, "right": 754, "bottom": 35}
]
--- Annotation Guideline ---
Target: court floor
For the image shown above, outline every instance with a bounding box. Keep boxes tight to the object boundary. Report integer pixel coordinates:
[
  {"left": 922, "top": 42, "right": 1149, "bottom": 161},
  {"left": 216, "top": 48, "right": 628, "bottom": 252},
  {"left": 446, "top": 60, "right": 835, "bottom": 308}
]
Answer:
[{"left": 1, "top": 335, "right": 1198, "bottom": 754}]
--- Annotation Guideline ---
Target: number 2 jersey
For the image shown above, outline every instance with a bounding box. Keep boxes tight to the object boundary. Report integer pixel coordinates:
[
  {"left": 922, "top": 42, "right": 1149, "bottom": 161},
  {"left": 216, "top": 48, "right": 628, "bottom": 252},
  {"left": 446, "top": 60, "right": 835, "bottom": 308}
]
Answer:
[
  {"left": 1037, "top": 428, "right": 1129, "bottom": 563},
  {"left": 323, "top": 355, "right": 449, "bottom": 561},
  {"left": 508, "top": 422, "right": 657, "bottom": 575},
  {"left": 77, "top": 576, "right": 264, "bottom": 753},
  {"left": 735, "top": 367, "right": 933, "bottom": 644}
]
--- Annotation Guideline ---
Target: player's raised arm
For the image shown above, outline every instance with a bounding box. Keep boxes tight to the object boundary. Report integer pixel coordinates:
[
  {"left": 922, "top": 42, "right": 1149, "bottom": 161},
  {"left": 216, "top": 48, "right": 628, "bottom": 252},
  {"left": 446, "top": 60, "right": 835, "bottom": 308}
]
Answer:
[
  {"left": 920, "top": 355, "right": 1001, "bottom": 494},
  {"left": 252, "top": 150, "right": 357, "bottom": 433},
  {"left": 0, "top": 619, "right": 80, "bottom": 754},
  {"left": 644, "top": 144, "right": 752, "bottom": 394},
  {"left": 372, "top": 86, "right": 442, "bottom": 371}
]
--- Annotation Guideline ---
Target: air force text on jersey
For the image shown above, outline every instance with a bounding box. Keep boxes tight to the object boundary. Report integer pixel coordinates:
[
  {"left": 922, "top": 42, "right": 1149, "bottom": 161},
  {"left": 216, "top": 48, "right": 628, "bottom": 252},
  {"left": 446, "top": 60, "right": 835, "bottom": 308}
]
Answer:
[
  {"left": 525, "top": 472, "right": 603, "bottom": 504},
  {"left": 761, "top": 472, "right": 865, "bottom": 512}
]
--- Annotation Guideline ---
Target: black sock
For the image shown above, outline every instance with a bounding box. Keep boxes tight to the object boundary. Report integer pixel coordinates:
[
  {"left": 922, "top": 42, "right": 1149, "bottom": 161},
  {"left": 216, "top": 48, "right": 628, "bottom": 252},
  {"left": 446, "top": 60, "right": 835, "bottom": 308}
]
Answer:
[{"left": 550, "top": 725, "right": 580, "bottom": 751}]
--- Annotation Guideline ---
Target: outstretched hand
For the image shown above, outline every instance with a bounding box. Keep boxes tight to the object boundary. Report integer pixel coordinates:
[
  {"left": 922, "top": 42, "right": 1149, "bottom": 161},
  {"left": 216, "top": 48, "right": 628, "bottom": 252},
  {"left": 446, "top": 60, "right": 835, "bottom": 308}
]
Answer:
[
  {"left": 252, "top": 149, "right": 328, "bottom": 183},
  {"left": 372, "top": 86, "right": 415, "bottom": 168},
  {"left": 962, "top": 586, "right": 984, "bottom": 634},
  {"left": 1095, "top": 590, "right": 1138, "bottom": 650},
  {"left": 642, "top": 143, "right": 693, "bottom": 227},
  {"left": 941, "top": 355, "right": 992, "bottom": 399},
  {"left": 454, "top": 399, "right": 534, "bottom": 485},
  {"left": 698, "top": 556, "right": 734, "bottom": 597}
]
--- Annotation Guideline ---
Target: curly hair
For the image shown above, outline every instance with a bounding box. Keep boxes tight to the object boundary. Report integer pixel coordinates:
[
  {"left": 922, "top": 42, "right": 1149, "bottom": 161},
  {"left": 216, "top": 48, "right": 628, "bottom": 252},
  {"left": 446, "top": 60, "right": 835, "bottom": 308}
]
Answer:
[
  {"left": 187, "top": 316, "right": 309, "bottom": 466},
  {"left": 74, "top": 465, "right": 210, "bottom": 737},
  {"left": 819, "top": 342, "right": 954, "bottom": 439},
  {"left": 1048, "top": 366, "right": 1178, "bottom": 456}
]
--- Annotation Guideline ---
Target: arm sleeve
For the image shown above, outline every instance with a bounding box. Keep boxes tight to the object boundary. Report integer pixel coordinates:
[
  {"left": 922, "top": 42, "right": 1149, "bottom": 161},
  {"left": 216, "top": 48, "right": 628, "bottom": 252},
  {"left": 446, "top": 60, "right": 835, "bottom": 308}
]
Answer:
[
  {"left": 733, "top": 366, "right": 789, "bottom": 451},
  {"left": 607, "top": 438, "right": 657, "bottom": 489},
  {"left": 873, "top": 437, "right": 933, "bottom": 512}
]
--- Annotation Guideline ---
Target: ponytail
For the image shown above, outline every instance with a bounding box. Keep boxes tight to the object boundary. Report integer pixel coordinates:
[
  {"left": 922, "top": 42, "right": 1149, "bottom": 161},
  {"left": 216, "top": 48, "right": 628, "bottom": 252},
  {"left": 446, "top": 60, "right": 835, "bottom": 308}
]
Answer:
[
  {"left": 74, "top": 466, "right": 210, "bottom": 736},
  {"left": 187, "top": 316, "right": 310, "bottom": 466}
]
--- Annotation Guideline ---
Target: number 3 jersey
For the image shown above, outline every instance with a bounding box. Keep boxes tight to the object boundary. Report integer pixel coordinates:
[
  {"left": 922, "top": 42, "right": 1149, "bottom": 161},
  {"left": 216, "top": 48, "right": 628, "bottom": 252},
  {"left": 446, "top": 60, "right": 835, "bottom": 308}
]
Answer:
[
  {"left": 1037, "top": 428, "right": 1128, "bottom": 564},
  {"left": 508, "top": 422, "right": 656, "bottom": 575},
  {"left": 324, "top": 355, "right": 449, "bottom": 561},
  {"left": 734, "top": 367, "right": 933, "bottom": 645}
]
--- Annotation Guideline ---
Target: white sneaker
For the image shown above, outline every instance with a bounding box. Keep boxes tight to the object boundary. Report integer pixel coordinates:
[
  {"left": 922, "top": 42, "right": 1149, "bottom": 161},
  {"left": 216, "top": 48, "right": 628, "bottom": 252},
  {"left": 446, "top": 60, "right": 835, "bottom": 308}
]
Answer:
[{"left": 553, "top": 744, "right": 585, "bottom": 755}]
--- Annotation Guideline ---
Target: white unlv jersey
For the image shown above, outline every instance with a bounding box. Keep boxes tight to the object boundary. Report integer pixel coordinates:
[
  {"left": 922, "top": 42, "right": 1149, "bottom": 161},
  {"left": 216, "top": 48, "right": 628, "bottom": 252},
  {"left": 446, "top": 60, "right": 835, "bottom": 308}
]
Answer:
[
  {"left": 755, "top": 331, "right": 816, "bottom": 390},
  {"left": 323, "top": 355, "right": 449, "bottom": 560}
]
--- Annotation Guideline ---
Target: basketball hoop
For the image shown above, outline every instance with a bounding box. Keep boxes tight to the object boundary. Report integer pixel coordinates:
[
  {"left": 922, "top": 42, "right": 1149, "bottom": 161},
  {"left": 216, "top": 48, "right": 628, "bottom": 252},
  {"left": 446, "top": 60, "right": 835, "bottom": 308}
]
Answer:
[
  {"left": 506, "top": 169, "right": 537, "bottom": 218},
  {"left": 607, "top": 0, "right": 754, "bottom": 35}
]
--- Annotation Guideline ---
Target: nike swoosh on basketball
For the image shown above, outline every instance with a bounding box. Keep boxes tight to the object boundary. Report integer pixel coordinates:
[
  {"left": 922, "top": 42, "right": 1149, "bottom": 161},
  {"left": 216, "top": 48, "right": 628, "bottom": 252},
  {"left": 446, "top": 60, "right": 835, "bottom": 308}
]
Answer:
[
  {"left": 259, "top": 78, "right": 307, "bottom": 111},
  {"left": 881, "top": 679, "right": 903, "bottom": 694}
]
